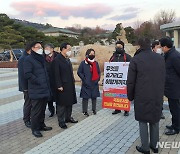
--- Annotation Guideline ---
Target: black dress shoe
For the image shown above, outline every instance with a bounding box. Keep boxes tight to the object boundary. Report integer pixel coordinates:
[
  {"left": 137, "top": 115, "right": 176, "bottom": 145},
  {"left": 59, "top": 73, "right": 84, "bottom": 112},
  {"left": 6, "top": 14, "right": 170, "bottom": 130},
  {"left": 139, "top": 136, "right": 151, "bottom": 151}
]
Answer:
[
  {"left": 136, "top": 146, "right": 150, "bottom": 154},
  {"left": 166, "top": 125, "right": 173, "bottom": 130},
  {"left": 83, "top": 112, "right": 89, "bottom": 117},
  {"left": 93, "top": 110, "right": 96, "bottom": 115},
  {"left": 112, "top": 110, "right": 121, "bottom": 115},
  {"left": 65, "top": 117, "right": 78, "bottom": 123},
  {"left": 32, "top": 131, "right": 43, "bottom": 138},
  {"left": 24, "top": 121, "right": 31, "bottom": 128},
  {"left": 165, "top": 129, "right": 179, "bottom": 135},
  {"left": 40, "top": 126, "right": 52, "bottom": 131},
  {"left": 124, "top": 111, "right": 129, "bottom": 116},
  {"left": 49, "top": 106, "right": 55, "bottom": 117},
  {"left": 150, "top": 146, "right": 158, "bottom": 153},
  {"left": 59, "top": 123, "right": 67, "bottom": 129}
]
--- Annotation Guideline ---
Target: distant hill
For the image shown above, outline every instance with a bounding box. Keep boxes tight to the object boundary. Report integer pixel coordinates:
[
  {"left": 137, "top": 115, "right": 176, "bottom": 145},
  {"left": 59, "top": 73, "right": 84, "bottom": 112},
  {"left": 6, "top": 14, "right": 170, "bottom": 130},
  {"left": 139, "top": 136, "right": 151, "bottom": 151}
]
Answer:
[{"left": 13, "top": 19, "right": 52, "bottom": 31}]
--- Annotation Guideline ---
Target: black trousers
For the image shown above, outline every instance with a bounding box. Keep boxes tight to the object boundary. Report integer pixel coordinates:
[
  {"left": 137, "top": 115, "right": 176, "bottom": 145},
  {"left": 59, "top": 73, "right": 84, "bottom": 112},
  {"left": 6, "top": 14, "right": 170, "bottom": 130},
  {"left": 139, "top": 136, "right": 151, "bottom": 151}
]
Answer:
[
  {"left": 168, "top": 98, "right": 180, "bottom": 132},
  {"left": 31, "top": 98, "right": 47, "bottom": 131},
  {"left": 57, "top": 105, "right": 72, "bottom": 123},
  {"left": 82, "top": 98, "right": 96, "bottom": 113},
  {"left": 48, "top": 101, "right": 54, "bottom": 111},
  {"left": 23, "top": 91, "right": 32, "bottom": 123}
]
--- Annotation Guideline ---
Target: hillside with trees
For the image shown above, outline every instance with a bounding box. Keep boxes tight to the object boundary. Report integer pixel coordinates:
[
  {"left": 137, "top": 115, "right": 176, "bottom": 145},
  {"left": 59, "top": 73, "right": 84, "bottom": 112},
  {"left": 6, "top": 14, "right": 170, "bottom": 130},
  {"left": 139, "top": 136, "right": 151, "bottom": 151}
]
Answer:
[
  {"left": 0, "top": 9, "right": 176, "bottom": 50},
  {"left": 0, "top": 14, "right": 80, "bottom": 50}
]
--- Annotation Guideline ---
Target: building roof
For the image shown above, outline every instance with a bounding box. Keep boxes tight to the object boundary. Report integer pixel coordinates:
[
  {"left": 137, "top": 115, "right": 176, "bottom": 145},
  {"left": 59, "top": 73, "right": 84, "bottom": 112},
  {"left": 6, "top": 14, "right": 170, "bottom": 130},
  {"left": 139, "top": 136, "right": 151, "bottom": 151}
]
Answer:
[
  {"left": 160, "top": 21, "right": 180, "bottom": 31},
  {"left": 42, "top": 27, "right": 80, "bottom": 35}
]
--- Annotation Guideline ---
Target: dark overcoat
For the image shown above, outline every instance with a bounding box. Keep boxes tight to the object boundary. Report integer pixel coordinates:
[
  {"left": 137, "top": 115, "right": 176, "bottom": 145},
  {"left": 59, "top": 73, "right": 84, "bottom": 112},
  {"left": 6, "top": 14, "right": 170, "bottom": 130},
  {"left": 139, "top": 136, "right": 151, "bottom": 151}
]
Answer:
[
  {"left": 164, "top": 47, "right": 180, "bottom": 99},
  {"left": 23, "top": 51, "right": 51, "bottom": 100},
  {"left": 52, "top": 53, "right": 77, "bottom": 106},
  {"left": 127, "top": 49, "right": 166, "bottom": 123},
  {"left": 77, "top": 60, "right": 101, "bottom": 99}
]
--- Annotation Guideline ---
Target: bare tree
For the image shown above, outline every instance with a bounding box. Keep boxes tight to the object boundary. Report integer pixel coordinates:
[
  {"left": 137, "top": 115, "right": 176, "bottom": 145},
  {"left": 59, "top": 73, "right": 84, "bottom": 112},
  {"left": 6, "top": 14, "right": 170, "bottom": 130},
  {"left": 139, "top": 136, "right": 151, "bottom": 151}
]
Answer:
[
  {"left": 72, "top": 24, "right": 82, "bottom": 30},
  {"left": 153, "top": 9, "right": 176, "bottom": 39},
  {"left": 154, "top": 9, "right": 176, "bottom": 25},
  {"left": 133, "top": 20, "right": 143, "bottom": 29},
  {"left": 131, "top": 10, "right": 176, "bottom": 41}
]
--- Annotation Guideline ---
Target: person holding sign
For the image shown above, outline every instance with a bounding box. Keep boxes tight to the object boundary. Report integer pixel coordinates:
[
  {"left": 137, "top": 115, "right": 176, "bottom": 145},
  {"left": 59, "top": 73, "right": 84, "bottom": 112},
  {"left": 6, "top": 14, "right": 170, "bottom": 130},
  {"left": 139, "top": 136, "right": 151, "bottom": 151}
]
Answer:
[
  {"left": 127, "top": 38, "right": 165, "bottom": 154},
  {"left": 109, "top": 40, "right": 132, "bottom": 116},
  {"left": 77, "top": 49, "right": 101, "bottom": 116}
]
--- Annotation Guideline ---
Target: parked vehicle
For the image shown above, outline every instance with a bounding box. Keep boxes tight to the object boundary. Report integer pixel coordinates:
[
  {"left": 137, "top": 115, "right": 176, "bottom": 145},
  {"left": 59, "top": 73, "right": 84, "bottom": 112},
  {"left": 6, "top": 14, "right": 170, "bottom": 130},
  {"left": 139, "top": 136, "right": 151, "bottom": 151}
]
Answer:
[{"left": 0, "top": 49, "right": 24, "bottom": 61}]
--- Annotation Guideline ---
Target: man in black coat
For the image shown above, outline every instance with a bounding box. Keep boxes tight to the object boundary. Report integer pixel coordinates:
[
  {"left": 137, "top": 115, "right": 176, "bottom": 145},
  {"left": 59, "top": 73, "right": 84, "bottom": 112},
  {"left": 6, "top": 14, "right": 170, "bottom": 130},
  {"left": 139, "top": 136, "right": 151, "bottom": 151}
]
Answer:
[
  {"left": 160, "top": 37, "right": 180, "bottom": 135},
  {"left": 127, "top": 38, "right": 165, "bottom": 154},
  {"left": 18, "top": 43, "right": 31, "bottom": 128},
  {"left": 44, "top": 43, "right": 58, "bottom": 117},
  {"left": 24, "top": 41, "right": 52, "bottom": 138},
  {"left": 110, "top": 40, "right": 132, "bottom": 116},
  {"left": 52, "top": 42, "right": 78, "bottom": 129}
]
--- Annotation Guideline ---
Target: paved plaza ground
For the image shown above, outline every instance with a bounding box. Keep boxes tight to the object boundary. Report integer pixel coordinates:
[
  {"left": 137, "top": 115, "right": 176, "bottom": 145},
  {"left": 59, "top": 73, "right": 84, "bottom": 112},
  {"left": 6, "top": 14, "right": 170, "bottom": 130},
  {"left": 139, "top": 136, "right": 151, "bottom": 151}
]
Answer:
[{"left": 0, "top": 68, "right": 179, "bottom": 154}]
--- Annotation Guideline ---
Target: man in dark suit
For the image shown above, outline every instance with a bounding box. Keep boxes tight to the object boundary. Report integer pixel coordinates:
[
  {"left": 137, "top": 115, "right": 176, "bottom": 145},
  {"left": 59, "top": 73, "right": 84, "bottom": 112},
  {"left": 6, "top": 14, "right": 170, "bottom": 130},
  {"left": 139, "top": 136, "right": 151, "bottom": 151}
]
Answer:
[
  {"left": 160, "top": 37, "right": 180, "bottom": 135},
  {"left": 18, "top": 43, "right": 31, "bottom": 128},
  {"left": 127, "top": 38, "right": 165, "bottom": 154},
  {"left": 24, "top": 41, "right": 52, "bottom": 137},
  {"left": 52, "top": 42, "right": 78, "bottom": 129}
]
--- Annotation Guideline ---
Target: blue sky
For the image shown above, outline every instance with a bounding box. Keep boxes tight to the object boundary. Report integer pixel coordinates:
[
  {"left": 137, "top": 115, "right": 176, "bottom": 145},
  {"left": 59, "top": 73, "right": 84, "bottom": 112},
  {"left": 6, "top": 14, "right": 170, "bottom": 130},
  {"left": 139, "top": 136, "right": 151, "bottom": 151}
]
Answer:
[{"left": 0, "top": 0, "right": 180, "bottom": 30}]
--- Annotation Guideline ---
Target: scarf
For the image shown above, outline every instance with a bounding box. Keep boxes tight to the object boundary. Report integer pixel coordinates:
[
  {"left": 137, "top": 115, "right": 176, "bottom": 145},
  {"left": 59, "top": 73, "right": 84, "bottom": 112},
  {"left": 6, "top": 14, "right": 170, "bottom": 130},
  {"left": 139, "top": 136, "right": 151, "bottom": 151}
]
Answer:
[
  {"left": 85, "top": 58, "right": 99, "bottom": 81},
  {"left": 46, "top": 53, "right": 54, "bottom": 62}
]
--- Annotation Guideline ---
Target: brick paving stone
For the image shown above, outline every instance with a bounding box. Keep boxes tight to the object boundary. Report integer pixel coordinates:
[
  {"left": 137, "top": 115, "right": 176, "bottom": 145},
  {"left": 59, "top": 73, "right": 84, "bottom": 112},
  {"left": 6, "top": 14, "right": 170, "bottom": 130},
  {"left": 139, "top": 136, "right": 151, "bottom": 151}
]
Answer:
[
  {"left": 107, "top": 143, "right": 116, "bottom": 149},
  {"left": 91, "top": 148, "right": 103, "bottom": 154},
  {"left": 24, "top": 109, "right": 122, "bottom": 154},
  {"left": 0, "top": 70, "right": 178, "bottom": 154},
  {"left": 94, "top": 140, "right": 103, "bottom": 146},
  {"left": 120, "top": 146, "right": 130, "bottom": 152},
  {"left": 116, "top": 151, "right": 126, "bottom": 154},
  {"left": 101, "top": 147, "right": 112, "bottom": 154},
  {"left": 110, "top": 147, "right": 120, "bottom": 153}
]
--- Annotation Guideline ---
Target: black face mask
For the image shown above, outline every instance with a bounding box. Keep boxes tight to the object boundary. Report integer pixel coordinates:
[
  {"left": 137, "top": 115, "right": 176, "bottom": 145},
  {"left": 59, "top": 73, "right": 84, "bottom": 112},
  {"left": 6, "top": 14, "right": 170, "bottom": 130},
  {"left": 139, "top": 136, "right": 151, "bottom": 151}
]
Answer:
[
  {"left": 88, "top": 55, "right": 95, "bottom": 60},
  {"left": 116, "top": 48, "right": 124, "bottom": 54}
]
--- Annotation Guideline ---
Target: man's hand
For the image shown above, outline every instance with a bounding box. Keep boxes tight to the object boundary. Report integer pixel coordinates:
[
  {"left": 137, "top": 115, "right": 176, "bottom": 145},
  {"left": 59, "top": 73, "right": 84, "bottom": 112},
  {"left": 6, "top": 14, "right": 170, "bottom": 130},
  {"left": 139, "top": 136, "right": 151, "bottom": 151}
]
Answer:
[{"left": 58, "top": 87, "right": 63, "bottom": 91}]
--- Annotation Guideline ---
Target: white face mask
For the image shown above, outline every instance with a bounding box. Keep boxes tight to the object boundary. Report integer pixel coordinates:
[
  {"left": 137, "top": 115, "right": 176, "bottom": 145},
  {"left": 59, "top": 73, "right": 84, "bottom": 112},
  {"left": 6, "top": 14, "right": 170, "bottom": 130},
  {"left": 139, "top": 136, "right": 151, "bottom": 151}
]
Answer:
[
  {"left": 66, "top": 51, "right": 72, "bottom": 57},
  {"left": 156, "top": 48, "right": 162, "bottom": 54},
  {"left": 36, "top": 49, "right": 43, "bottom": 55},
  {"left": 45, "top": 50, "right": 51, "bottom": 55}
]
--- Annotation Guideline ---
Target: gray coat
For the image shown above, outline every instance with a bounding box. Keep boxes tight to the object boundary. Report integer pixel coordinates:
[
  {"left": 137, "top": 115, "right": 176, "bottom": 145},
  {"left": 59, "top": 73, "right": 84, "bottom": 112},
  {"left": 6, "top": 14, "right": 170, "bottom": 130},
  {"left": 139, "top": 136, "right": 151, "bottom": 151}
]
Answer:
[{"left": 77, "top": 60, "right": 100, "bottom": 99}]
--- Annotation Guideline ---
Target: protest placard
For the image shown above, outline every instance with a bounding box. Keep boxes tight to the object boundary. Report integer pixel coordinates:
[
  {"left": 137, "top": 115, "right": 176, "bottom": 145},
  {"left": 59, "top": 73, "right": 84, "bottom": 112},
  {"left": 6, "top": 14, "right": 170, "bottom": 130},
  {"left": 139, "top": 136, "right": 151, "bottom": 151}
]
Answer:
[{"left": 102, "top": 62, "right": 130, "bottom": 111}]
